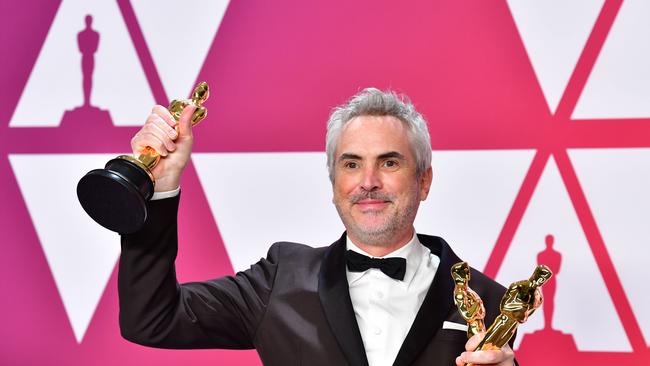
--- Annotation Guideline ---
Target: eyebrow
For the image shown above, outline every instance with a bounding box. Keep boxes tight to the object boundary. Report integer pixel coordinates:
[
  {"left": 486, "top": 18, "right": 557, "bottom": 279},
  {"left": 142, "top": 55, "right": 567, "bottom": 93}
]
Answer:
[
  {"left": 338, "top": 153, "right": 362, "bottom": 162},
  {"left": 378, "top": 151, "right": 406, "bottom": 160},
  {"left": 337, "top": 151, "right": 406, "bottom": 162}
]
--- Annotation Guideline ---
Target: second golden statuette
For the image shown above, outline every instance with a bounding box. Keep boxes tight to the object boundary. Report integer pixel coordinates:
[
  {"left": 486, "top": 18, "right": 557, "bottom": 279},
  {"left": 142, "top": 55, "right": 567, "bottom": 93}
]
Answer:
[{"left": 451, "top": 262, "right": 552, "bottom": 366}]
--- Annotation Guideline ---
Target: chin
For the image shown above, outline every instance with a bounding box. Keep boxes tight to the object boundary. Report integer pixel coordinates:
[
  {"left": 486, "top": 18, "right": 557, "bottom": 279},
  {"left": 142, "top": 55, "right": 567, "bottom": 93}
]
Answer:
[
  {"left": 355, "top": 222, "right": 389, "bottom": 234},
  {"left": 354, "top": 233, "right": 395, "bottom": 248},
  {"left": 350, "top": 225, "right": 395, "bottom": 245}
]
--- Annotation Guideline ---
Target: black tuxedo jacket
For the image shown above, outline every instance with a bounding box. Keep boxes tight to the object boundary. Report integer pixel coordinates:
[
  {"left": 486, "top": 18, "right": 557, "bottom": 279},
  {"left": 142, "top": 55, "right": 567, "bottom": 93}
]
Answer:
[{"left": 118, "top": 195, "right": 514, "bottom": 366}]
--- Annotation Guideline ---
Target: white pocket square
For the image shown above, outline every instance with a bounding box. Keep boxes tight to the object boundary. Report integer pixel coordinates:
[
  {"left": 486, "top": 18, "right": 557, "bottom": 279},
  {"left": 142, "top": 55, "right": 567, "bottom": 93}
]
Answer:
[{"left": 442, "top": 321, "right": 468, "bottom": 332}]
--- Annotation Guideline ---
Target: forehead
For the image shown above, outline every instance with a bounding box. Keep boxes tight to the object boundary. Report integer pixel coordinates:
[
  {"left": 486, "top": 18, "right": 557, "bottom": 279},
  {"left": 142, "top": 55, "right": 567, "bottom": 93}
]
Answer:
[{"left": 336, "top": 115, "right": 411, "bottom": 156}]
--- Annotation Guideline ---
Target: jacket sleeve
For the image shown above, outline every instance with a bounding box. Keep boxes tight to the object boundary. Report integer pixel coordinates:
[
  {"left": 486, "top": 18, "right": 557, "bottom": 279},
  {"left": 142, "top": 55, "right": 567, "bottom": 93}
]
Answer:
[{"left": 117, "top": 194, "right": 279, "bottom": 349}]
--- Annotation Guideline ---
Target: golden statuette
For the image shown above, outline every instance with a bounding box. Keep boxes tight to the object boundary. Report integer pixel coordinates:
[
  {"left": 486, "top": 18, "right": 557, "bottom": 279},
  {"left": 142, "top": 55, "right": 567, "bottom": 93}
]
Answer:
[
  {"left": 476, "top": 265, "right": 552, "bottom": 351},
  {"left": 451, "top": 262, "right": 486, "bottom": 338},
  {"left": 451, "top": 263, "right": 553, "bottom": 366},
  {"left": 77, "top": 82, "right": 210, "bottom": 234}
]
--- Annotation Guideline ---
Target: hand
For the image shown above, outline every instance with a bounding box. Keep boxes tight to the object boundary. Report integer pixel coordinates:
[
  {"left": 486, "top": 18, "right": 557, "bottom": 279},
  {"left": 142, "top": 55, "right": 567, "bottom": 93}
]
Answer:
[
  {"left": 130, "top": 104, "right": 196, "bottom": 192},
  {"left": 455, "top": 332, "right": 515, "bottom": 366}
]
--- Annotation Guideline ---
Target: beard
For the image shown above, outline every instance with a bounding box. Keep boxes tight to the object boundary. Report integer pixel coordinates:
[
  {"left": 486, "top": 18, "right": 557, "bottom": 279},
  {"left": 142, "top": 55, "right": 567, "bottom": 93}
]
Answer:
[{"left": 335, "top": 189, "right": 420, "bottom": 247}]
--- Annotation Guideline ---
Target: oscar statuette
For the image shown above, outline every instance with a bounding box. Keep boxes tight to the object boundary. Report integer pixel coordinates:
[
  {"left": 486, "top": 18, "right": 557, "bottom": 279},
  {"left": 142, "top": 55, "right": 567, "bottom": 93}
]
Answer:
[
  {"left": 451, "top": 263, "right": 553, "bottom": 366},
  {"left": 77, "top": 82, "right": 209, "bottom": 234},
  {"left": 451, "top": 262, "right": 487, "bottom": 338}
]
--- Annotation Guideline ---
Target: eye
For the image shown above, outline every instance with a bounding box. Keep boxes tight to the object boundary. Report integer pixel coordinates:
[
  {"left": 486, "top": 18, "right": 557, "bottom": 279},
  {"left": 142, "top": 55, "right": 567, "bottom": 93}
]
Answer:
[
  {"left": 382, "top": 160, "right": 399, "bottom": 169},
  {"left": 344, "top": 161, "right": 358, "bottom": 169}
]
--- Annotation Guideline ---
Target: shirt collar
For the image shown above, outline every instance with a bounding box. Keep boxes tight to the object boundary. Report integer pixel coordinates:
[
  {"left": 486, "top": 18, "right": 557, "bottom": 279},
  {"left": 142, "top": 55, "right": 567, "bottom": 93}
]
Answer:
[{"left": 346, "top": 232, "right": 426, "bottom": 286}]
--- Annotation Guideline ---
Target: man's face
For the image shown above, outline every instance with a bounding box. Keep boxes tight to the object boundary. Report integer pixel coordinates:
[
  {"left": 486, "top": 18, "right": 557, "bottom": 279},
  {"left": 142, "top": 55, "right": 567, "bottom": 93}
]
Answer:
[{"left": 332, "top": 115, "right": 432, "bottom": 248}]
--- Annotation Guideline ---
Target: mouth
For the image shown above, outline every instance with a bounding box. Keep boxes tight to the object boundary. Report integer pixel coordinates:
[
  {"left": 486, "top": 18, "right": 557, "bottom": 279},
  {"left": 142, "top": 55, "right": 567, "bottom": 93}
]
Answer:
[{"left": 354, "top": 199, "right": 390, "bottom": 210}]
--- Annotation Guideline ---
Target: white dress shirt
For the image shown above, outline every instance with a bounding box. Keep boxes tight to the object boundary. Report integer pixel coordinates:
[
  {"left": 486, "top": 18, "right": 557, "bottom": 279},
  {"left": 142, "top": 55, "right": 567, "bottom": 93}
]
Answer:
[{"left": 347, "top": 234, "right": 440, "bottom": 366}]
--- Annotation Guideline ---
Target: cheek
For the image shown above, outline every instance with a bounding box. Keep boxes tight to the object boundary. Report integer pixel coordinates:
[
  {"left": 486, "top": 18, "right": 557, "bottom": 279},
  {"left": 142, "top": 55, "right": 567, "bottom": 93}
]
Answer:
[
  {"left": 395, "top": 180, "right": 422, "bottom": 202},
  {"left": 333, "top": 175, "right": 358, "bottom": 195},
  {"left": 332, "top": 182, "right": 349, "bottom": 205},
  {"left": 385, "top": 175, "right": 414, "bottom": 193}
]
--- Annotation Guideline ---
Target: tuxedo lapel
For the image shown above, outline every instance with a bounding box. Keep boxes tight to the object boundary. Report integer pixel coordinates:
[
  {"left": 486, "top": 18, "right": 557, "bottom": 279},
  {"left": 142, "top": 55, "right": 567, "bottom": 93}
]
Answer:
[
  {"left": 392, "top": 235, "right": 461, "bottom": 366},
  {"left": 318, "top": 233, "right": 369, "bottom": 366}
]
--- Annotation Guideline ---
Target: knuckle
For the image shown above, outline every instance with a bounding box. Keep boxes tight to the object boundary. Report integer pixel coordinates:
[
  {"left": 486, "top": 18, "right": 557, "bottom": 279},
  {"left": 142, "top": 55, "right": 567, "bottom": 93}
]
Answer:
[
  {"left": 146, "top": 115, "right": 161, "bottom": 127},
  {"left": 131, "top": 134, "right": 143, "bottom": 147},
  {"left": 159, "top": 118, "right": 174, "bottom": 132},
  {"left": 154, "top": 142, "right": 166, "bottom": 154},
  {"left": 143, "top": 125, "right": 158, "bottom": 135},
  {"left": 152, "top": 105, "right": 174, "bottom": 122},
  {"left": 165, "top": 115, "right": 176, "bottom": 126},
  {"left": 153, "top": 115, "right": 165, "bottom": 125}
]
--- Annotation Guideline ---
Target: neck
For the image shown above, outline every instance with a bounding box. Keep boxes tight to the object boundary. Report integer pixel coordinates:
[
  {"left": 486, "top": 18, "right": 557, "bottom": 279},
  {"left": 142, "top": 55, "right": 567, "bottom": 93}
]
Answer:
[{"left": 350, "top": 227, "right": 415, "bottom": 257}]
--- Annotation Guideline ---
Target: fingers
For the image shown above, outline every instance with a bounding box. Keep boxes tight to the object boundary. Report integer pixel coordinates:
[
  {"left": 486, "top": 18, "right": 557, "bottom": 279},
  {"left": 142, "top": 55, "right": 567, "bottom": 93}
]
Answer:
[
  {"left": 149, "top": 113, "right": 178, "bottom": 140},
  {"left": 130, "top": 104, "right": 195, "bottom": 158},
  {"left": 465, "top": 332, "right": 485, "bottom": 351},
  {"left": 456, "top": 350, "right": 500, "bottom": 365},
  {"left": 131, "top": 106, "right": 180, "bottom": 156},
  {"left": 151, "top": 105, "right": 177, "bottom": 129},
  {"left": 456, "top": 343, "right": 515, "bottom": 366},
  {"left": 131, "top": 130, "right": 173, "bottom": 157}
]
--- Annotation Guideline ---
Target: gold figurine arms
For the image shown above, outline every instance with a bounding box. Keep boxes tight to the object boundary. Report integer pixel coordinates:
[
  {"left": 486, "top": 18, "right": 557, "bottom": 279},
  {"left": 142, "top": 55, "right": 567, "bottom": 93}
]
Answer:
[{"left": 451, "top": 262, "right": 487, "bottom": 338}]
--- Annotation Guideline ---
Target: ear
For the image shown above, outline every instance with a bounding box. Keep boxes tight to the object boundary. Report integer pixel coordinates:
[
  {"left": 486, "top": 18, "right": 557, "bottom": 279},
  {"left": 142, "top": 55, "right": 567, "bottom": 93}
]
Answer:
[{"left": 419, "top": 166, "right": 433, "bottom": 201}]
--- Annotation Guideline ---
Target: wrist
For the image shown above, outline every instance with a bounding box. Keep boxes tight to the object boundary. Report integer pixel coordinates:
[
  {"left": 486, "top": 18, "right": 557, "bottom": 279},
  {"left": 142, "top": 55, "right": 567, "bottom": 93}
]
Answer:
[{"left": 154, "top": 175, "right": 180, "bottom": 192}]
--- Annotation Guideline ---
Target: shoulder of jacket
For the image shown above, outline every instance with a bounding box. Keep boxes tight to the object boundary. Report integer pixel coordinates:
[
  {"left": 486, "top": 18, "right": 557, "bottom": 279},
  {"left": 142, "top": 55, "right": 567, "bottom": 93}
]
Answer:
[
  {"left": 469, "top": 267, "right": 508, "bottom": 298},
  {"left": 267, "top": 241, "right": 327, "bottom": 258}
]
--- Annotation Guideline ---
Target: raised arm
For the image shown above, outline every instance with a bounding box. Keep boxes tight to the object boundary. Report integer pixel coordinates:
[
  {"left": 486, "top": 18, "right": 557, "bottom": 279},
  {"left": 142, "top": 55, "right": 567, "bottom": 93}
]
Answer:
[
  {"left": 118, "top": 195, "right": 279, "bottom": 349},
  {"left": 117, "top": 105, "right": 278, "bottom": 349}
]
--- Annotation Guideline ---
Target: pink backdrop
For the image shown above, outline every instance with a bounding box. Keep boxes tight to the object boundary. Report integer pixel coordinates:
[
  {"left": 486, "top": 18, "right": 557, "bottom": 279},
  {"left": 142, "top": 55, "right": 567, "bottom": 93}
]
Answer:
[{"left": 2, "top": 0, "right": 649, "bottom": 364}]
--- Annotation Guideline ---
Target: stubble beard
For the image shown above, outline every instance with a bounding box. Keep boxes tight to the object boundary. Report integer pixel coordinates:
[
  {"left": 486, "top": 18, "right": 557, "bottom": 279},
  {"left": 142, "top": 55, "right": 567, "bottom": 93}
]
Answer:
[{"left": 335, "top": 189, "right": 420, "bottom": 248}]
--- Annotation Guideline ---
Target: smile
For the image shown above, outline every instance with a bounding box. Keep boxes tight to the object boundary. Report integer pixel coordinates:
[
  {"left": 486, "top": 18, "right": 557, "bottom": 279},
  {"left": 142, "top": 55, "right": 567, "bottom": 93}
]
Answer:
[{"left": 354, "top": 199, "right": 390, "bottom": 210}]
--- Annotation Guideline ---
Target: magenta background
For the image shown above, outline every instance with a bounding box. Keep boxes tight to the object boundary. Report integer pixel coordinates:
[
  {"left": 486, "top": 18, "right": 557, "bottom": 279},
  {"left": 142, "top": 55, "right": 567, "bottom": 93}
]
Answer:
[{"left": 1, "top": 0, "right": 649, "bottom": 364}]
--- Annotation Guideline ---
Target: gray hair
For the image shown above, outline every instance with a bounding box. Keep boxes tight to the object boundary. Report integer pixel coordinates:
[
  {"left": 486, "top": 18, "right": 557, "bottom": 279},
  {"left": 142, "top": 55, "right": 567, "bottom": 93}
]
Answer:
[{"left": 325, "top": 88, "right": 432, "bottom": 182}]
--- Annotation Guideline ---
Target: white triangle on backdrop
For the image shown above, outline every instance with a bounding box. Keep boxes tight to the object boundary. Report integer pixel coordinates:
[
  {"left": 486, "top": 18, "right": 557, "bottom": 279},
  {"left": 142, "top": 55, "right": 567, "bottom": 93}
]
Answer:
[
  {"left": 131, "top": 0, "right": 230, "bottom": 99},
  {"left": 193, "top": 152, "right": 344, "bottom": 272},
  {"left": 9, "top": 154, "right": 123, "bottom": 343},
  {"left": 506, "top": 0, "right": 604, "bottom": 114},
  {"left": 193, "top": 150, "right": 534, "bottom": 273},
  {"left": 573, "top": 0, "right": 650, "bottom": 119},
  {"left": 9, "top": 0, "right": 155, "bottom": 127},
  {"left": 496, "top": 157, "right": 631, "bottom": 352},
  {"left": 414, "top": 149, "right": 535, "bottom": 271},
  {"left": 569, "top": 148, "right": 650, "bottom": 346}
]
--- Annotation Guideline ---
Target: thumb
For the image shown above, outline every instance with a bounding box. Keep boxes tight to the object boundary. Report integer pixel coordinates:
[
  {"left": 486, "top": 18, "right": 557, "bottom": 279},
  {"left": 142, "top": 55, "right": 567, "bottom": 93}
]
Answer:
[
  {"left": 465, "top": 332, "right": 485, "bottom": 351},
  {"left": 177, "top": 104, "right": 196, "bottom": 138}
]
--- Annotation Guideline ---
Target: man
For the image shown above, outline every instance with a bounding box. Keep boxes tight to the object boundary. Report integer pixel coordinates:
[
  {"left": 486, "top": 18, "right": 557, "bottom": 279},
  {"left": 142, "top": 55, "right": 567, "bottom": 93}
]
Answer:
[{"left": 119, "top": 88, "right": 517, "bottom": 366}]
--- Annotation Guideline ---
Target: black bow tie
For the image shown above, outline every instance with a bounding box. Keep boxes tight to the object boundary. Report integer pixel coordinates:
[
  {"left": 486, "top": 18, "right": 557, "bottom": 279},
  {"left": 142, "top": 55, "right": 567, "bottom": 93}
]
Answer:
[{"left": 346, "top": 250, "right": 407, "bottom": 281}]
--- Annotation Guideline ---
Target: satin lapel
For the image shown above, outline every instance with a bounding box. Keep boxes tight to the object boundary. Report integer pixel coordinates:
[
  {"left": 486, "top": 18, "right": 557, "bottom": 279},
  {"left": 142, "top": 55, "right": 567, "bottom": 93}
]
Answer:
[
  {"left": 318, "top": 233, "right": 369, "bottom": 366},
  {"left": 392, "top": 235, "right": 461, "bottom": 366}
]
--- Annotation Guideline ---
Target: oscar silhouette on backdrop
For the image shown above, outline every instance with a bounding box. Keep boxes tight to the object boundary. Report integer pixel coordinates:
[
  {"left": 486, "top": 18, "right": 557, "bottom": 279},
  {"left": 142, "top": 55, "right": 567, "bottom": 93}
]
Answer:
[
  {"left": 518, "top": 234, "right": 577, "bottom": 360},
  {"left": 60, "top": 14, "right": 112, "bottom": 127},
  {"left": 538, "top": 235, "right": 561, "bottom": 331},
  {"left": 79, "top": 14, "right": 99, "bottom": 107}
]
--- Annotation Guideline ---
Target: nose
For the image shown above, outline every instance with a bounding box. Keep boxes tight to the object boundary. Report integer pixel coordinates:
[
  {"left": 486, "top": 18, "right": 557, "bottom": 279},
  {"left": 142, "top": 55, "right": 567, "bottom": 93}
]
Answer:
[{"left": 360, "top": 165, "right": 382, "bottom": 192}]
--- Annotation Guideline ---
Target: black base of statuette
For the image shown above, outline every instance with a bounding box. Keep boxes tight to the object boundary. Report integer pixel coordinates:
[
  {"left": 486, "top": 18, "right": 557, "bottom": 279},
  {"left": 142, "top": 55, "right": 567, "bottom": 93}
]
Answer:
[{"left": 77, "top": 157, "right": 154, "bottom": 234}]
